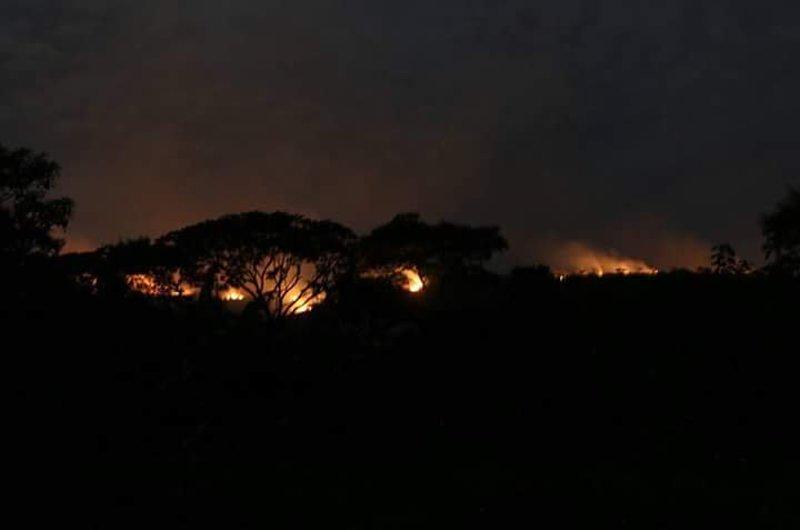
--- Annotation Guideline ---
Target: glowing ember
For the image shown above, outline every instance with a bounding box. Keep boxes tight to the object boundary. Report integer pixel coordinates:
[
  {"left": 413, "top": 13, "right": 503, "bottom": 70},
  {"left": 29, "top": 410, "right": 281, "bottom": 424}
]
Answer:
[
  {"left": 127, "top": 274, "right": 159, "bottom": 295},
  {"left": 401, "top": 269, "right": 424, "bottom": 293}
]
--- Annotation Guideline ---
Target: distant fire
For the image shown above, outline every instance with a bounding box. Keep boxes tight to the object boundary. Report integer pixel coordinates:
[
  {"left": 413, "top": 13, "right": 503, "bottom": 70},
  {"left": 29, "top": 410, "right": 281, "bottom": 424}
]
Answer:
[
  {"left": 126, "top": 274, "right": 160, "bottom": 295},
  {"left": 401, "top": 269, "right": 425, "bottom": 293},
  {"left": 126, "top": 274, "right": 194, "bottom": 297},
  {"left": 284, "top": 285, "right": 326, "bottom": 314},
  {"left": 221, "top": 283, "right": 326, "bottom": 314},
  {"left": 551, "top": 242, "right": 658, "bottom": 278},
  {"left": 220, "top": 287, "right": 246, "bottom": 301},
  {"left": 360, "top": 267, "right": 426, "bottom": 293},
  {"left": 125, "top": 275, "right": 324, "bottom": 314}
]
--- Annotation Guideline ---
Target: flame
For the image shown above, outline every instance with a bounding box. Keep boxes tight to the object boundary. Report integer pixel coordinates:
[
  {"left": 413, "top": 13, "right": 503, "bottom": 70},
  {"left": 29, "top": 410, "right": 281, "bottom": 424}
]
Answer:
[
  {"left": 127, "top": 274, "right": 159, "bottom": 295},
  {"left": 218, "top": 285, "right": 326, "bottom": 314},
  {"left": 400, "top": 269, "right": 424, "bottom": 293},
  {"left": 126, "top": 274, "right": 193, "bottom": 297},
  {"left": 123, "top": 275, "right": 324, "bottom": 314},
  {"left": 286, "top": 286, "right": 326, "bottom": 314},
  {"left": 360, "top": 267, "right": 425, "bottom": 293},
  {"left": 220, "top": 288, "right": 246, "bottom": 301},
  {"left": 551, "top": 242, "right": 658, "bottom": 278}
]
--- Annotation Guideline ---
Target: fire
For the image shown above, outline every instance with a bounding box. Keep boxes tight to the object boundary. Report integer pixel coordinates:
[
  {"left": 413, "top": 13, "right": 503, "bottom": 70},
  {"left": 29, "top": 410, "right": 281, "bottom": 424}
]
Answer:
[
  {"left": 127, "top": 274, "right": 159, "bottom": 295},
  {"left": 400, "top": 269, "right": 424, "bottom": 293},
  {"left": 285, "top": 285, "right": 326, "bottom": 314},
  {"left": 219, "top": 286, "right": 324, "bottom": 314},
  {"left": 360, "top": 267, "right": 426, "bottom": 293},
  {"left": 126, "top": 274, "right": 194, "bottom": 297},
  {"left": 220, "top": 288, "right": 246, "bottom": 301},
  {"left": 120, "top": 274, "right": 326, "bottom": 315},
  {"left": 569, "top": 262, "right": 659, "bottom": 277},
  {"left": 551, "top": 242, "right": 659, "bottom": 278}
]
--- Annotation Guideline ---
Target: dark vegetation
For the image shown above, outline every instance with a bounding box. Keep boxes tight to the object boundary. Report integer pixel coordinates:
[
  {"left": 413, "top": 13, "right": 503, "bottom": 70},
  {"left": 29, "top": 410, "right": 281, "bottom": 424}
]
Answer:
[{"left": 4, "top": 144, "right": 800, "bottom": 527}]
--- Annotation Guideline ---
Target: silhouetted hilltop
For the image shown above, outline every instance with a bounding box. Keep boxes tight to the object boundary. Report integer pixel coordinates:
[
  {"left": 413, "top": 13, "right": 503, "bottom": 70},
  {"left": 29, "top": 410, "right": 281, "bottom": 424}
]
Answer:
[{"left": 4, "top": 144, "right": 800, "bottom": 527}]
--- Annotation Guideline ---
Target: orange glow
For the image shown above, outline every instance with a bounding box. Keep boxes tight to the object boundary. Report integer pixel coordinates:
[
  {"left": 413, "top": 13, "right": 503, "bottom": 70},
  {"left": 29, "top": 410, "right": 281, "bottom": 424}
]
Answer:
[
  {"left": 220, "top": 288, "right": 246, "bottom": 301},
  {"left": 552, "top": 242, "right": 658, "bottom": 278},
  {"left": 285, "top": 280, "right": 327, "bottom": 314},
  {"left": 122, "top": 274, "right": 326, "bottom": 315},
  {"left": 287, "top": 289, "right": 326, "bottom": 314},
  {"left": 569, "top": 257, "right": 658, "bottom": 277},
  {"left": 126, "top": 274, "right": 193, "bottom": 297},
  {"left": 219, "top": 284, "right": 326, "bottom": 314},
  {"left": 400, "top": 269, "right": 424, "bottom": 293},
  {"left": 127, "top": 274, "right": 159, "bottom": 295},
  {"left": 359, "top": 268, "right": 425, "bottom": 292},
  {"left": 573, "top": 262, "right": 659, "bottom": 277},
  {"left": 558, "top": 264, "right": 659, "bottom": 278}
]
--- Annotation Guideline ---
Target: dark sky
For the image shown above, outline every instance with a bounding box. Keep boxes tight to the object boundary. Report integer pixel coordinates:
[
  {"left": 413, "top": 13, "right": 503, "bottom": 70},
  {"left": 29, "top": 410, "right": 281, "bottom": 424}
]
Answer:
[{"left": 2, "top": 0, "right": 799, "bottom": 269}]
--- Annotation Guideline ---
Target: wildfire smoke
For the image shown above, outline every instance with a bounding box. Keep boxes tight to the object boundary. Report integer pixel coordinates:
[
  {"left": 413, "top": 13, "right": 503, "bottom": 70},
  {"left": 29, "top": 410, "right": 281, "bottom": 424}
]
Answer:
[{"left": 549, "top": 242, "right": 658, "bottom": 277}]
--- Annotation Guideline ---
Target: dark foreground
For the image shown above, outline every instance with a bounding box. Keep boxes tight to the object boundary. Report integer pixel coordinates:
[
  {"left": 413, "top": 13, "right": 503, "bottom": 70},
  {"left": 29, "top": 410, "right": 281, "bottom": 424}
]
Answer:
[{"left": 6, "top": 271, "right": 800, "bottom": 528}]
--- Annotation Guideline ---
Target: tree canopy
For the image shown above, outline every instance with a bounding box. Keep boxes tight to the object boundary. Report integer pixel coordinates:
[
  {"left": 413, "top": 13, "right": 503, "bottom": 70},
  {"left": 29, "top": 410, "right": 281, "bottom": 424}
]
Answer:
[
  {"left": 359, "top": 213, "right": 508, "bottom": 287},
  {"left": 159, "top": 211, "right": 356, "bottom": 316},
  {"left": 0, "top": 144, "right": 73, "bottom": 263},
  {"left": 710, "top": 243, "right": 751, "bottom": 275},
  {"left": 762, "top": 186, "right": 800, "bottom": 277}
]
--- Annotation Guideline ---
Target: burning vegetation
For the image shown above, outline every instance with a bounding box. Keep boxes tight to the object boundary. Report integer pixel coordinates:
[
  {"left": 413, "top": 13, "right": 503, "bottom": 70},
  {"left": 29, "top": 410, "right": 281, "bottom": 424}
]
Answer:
[
  {"left": 65, "top": 215, "right": 679, "bottom": 317},
  {"left": 62, "top": 210, "right": 685, "bottom": 321},
  {"left": 551, "top": 242, "right": 659, "bottom": 278},
  {"left": 400, "top": 269, "right": 425, "bottom": 293},
  {"left": 125, "top": 275, "right": 329, "bottom": 314},
  {"left": 219, "top": 283, "right": 326, "bottom": 314},
  {"left": 75, "top": 212, "right": 466, "bottom": 319}
]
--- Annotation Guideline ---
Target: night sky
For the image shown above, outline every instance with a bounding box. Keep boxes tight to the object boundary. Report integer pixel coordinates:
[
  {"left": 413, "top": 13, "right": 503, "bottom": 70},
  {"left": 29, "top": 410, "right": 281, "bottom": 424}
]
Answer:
[{"left": 2, "top": 1, "right": 799, "bottom": 269}]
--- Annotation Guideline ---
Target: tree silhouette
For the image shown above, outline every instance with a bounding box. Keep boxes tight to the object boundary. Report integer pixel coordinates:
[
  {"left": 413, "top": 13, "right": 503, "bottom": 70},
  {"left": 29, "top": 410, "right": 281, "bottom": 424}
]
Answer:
[
  {"left": 159, "top": 211, "right": 355, "bottom": 316},
  {"left": 710, "top": 243, "right": 751, "bottom": 275},
  {"left": 0, "top": 144, "right": 73, "bottom": 263},
  {"left": 359, "top": 212, "right": 508, "bottom": 288},
  {"left": 511, "top": 264, "right": 554, "bottom": 282},
  {"left": 60, "top": 238, "right": 185, "bottom": 297},
  {"left": 762, "top": 186, "right": 800, "bottom": 277},
  {"left": 98, "top": 238, "right": 186, "bottom": 297}
]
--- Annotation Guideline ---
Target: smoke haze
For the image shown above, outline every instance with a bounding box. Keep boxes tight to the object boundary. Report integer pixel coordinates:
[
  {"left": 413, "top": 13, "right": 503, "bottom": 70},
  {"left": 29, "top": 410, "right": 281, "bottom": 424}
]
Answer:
[{"left": 2, "top": 1, "right": 799, "bottom": 268}]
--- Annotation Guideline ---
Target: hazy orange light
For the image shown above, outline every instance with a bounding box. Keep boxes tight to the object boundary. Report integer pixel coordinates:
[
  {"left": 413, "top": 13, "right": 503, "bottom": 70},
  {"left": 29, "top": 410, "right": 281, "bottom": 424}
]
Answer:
[
  {"left": 552, "top": 242, "right": 659, "bottom": 278},
  {"left": 558, "top": 263, "right": 659, "bottom": 278}
]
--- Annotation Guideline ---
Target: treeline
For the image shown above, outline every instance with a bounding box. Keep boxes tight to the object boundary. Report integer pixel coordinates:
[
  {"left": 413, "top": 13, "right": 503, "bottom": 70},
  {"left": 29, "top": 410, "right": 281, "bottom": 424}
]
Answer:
[
  {"left": 3, "top": 143, "right": 799, "bottom": 314},
  {"left": 5, "top": 144, "right": 800, "bottom": 526},
  {"left": 58, "top": 210, "right": 507, "bottom": 317}
]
